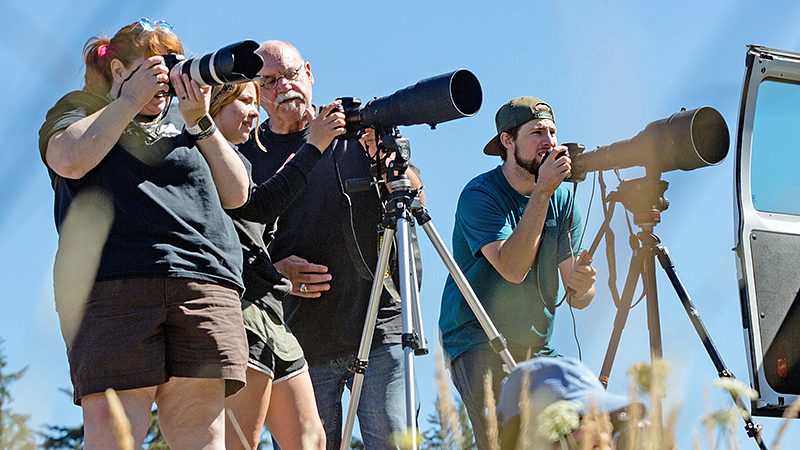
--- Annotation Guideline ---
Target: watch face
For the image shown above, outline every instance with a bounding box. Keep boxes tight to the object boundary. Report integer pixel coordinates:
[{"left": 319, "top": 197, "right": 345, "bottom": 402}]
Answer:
[{"left": 197, "top": 115, "right": 213, "bottom": 131}]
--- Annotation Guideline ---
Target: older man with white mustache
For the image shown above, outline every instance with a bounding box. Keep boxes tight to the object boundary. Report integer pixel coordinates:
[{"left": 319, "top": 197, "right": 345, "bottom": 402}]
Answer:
[{"left": 234, "top": 40, "right": 420, "bottom": 450}]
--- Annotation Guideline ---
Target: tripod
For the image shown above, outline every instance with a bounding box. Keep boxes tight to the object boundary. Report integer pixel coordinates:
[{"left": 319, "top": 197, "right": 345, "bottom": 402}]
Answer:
[
  {"left": 590, "top": 174, "right": 767, "bottom": 450},
  {"left": 340, "top": 130, "right": 517, "bottom": 450}
]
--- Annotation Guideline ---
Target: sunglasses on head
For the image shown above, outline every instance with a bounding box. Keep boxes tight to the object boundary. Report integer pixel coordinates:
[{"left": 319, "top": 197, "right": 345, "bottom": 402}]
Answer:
[{"left": 134, "top": 17, "right": 174, "bottom": 35}]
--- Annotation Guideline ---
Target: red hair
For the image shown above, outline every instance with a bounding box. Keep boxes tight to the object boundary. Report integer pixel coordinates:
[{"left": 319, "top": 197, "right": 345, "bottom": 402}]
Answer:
[{"left": 82, "top": 21, "right": 183, "bottom": 95}]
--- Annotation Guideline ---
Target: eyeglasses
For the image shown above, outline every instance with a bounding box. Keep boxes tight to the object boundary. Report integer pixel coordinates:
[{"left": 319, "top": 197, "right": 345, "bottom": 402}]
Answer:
[
  {"left": 134, "top": 17, "right": 174, "bottom": 35},
  {"left": 258, "top": 64, "right": 304, "bottom": 90}
]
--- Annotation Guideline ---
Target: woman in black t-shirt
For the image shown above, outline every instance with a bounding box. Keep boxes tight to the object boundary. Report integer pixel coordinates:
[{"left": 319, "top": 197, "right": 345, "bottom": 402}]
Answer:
[{"left": 38, "top": 19, "right": 250, "bottom": 449}]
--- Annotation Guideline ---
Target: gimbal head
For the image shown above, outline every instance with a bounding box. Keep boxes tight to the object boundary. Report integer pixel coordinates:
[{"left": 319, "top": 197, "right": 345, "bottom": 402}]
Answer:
[{"left": 607, "top": 175, "right": 670, "bottom": 228}]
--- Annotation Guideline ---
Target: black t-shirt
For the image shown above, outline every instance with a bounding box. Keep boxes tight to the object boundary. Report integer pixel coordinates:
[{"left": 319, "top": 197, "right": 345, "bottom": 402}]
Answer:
[
  {"left": 227, "top": 141, "right": 323, "bottom": 319},
  {"left": 237, "top": 121, "right": 402, "bottom": 365},
  {"left": 38, "top": 91, "right": 243, "bottom": 289}
]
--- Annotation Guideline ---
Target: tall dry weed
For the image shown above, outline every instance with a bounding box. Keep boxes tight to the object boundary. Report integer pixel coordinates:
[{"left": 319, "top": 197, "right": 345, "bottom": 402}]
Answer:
[{"left": 105, "top": 388, "right": 133, "bottom": 450}]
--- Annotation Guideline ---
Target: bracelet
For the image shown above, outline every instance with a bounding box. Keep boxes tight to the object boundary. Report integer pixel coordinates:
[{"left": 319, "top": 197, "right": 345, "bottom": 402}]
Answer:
[{"left": 185, "top": 122, "right": 217, "bottom": 145}]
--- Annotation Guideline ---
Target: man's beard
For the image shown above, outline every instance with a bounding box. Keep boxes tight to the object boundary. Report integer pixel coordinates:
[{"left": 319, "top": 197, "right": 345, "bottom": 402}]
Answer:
[{"left": 514, "top": 143, "right": 541, "bottom": 175}]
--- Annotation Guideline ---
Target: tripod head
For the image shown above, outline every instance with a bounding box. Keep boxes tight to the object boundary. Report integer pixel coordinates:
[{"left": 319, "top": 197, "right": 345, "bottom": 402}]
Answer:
[{"left": 607, "top": 174, "right": 669, "bottom": 229}]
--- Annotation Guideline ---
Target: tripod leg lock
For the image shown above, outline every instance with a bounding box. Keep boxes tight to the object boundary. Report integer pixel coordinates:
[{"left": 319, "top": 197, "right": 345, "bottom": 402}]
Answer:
[
  {"left": 348, "top": 356, "right": 369, "bottom": 375},
  {"left": 745, "top": 421, "right": 762, "bottom": 438},
  {"left": 489, "top": 336, "right": 508, "bottom": 354},
  {"left": 402, "top": 333, "right": 420, "bottom": 351}
]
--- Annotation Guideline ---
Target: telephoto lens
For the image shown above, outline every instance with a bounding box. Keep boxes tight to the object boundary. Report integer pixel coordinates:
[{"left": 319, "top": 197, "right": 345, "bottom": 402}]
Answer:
[{"left": 163, "top": 40, "right": 263, "bottom": 96}]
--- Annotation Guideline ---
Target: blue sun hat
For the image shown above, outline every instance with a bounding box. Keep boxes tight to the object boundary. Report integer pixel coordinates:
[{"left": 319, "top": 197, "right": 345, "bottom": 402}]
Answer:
[{"left": 496, "top": 356, "right": 634, "bottom": 428}]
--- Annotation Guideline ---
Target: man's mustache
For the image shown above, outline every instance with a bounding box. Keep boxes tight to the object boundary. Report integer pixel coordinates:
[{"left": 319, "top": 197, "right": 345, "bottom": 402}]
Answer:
[{"left": 274, "top": 90, "right": 305, "bottom": 107}]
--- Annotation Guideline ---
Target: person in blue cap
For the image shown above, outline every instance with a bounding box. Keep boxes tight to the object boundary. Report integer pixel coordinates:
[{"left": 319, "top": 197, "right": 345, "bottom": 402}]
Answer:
[
  {"left": 439, "top": 96, "right": 598, "bottom": 449},
  {"left": 497, "top": 357, "right": 644, "bottom": 450}
]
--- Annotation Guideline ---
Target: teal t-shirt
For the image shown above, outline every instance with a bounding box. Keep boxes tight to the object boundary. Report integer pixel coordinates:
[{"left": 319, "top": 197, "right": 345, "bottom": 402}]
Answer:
[{"left": 439, "top": 166, "right": 584, "bottom": 364}]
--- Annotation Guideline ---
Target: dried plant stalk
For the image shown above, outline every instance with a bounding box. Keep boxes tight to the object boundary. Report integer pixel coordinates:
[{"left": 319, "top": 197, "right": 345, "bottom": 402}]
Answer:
[
  {"left": 772, "top": 396, "right": 800, "bottom": 450},
  {"left": 105, "top": 389, "right": 133, "bottom": 450},
  {"left": 483, "top": 369, "right": 500, "bottom": 450},
  {"left": 435, "top": 353, "right": 462, "bottom": 449},
  {"left": 226, "top": 408, "right": 251, "bottom": 450}
]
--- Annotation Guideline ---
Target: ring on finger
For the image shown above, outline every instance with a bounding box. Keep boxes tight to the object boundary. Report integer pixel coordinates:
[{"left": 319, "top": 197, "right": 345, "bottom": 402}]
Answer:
[{"left": 299, "top": 283, "right": 309, "bottom": 293}]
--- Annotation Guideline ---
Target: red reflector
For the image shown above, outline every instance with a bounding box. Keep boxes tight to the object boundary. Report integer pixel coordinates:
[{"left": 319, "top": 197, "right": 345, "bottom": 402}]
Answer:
[{"left": 777, "top": 346, "right": 788, "bottom": 378}]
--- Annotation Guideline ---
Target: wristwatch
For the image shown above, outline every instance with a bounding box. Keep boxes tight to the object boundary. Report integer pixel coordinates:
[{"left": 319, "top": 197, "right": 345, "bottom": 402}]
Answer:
[{"left": 186, "top": 114, "right": 214, "bottom": 136}]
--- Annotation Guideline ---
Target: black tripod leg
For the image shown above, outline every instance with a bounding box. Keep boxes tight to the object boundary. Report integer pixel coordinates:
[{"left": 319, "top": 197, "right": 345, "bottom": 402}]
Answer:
[
  {"left": 642, "top": 242, "right": 664, "bottom": 363},
  {"left": 599, "top": 245, "right": 645, "bottom": 386},
  {"left": 656, "top": 246, "right": 768, "bottom": 450}
]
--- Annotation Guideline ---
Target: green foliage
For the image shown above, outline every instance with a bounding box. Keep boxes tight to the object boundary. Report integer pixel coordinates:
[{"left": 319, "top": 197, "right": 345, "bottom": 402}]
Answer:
[
  {"left": 421, "top": 396, "right": 476, "bottom": 450},
  {"left": 40, "top": 423, "right": 84, "bottom": 450},
  {"left": 0, "top": 338, "right": 37, "bottom": 450},
  {"left": 41, "top": 403, "right": 171, "bottom": 449}
]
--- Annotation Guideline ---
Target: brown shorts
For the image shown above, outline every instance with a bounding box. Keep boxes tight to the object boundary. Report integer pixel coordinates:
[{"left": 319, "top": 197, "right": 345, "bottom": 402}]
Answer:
[{"left": 60, "top": 277, "right": 248, "bottom": 404}]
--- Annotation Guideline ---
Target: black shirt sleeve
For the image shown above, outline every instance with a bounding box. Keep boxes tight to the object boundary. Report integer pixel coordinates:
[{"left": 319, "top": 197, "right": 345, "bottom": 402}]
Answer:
[{"left": 228, "top": 142, "right": 323, "bottom": 224}]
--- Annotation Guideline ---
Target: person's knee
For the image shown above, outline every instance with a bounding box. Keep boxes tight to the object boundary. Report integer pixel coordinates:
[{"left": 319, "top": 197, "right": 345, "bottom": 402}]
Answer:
[{"left": 302, "top": 419, "right": 327, "bottom": 450}]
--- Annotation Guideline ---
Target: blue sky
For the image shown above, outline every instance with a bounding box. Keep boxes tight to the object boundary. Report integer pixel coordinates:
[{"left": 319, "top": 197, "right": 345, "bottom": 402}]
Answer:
[{"left": 3, "top": 0, "right": 800, "bottom": 447}]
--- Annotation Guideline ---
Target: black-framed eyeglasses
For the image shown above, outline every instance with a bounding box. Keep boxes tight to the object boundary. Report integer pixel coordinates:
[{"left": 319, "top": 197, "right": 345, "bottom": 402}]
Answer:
[
  {"left": 134, "top": 17, "right": 174, "bottom": 36},
  {"left": 258, "top": 64, "right": 304, "bottom": 90}
]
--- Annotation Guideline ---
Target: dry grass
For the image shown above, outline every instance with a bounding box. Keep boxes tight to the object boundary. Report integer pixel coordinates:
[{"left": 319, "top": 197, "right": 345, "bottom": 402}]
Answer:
[
  {"left": 53, "top": 190, "right": 113, "bottom": 347},
  {"left": 482, "top": 370, "right": 499, "bottom": 450},
  {"left": 772, "top": 396, "right": 800, "bottom": 450},
  {"left": 434, "top": 353, "right": 464, "bottom": 450},
  {"left": 428, "top": 356, "right": 799, "bottom": 450},
  {"left": 105, "top": 389, "right": 134, "bottom": 450}
]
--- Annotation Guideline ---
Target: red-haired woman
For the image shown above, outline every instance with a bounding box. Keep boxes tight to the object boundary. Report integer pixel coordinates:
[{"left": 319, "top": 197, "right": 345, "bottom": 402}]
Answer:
[{"left": 38, "top": 19, "right": 250, "bottom": 449}]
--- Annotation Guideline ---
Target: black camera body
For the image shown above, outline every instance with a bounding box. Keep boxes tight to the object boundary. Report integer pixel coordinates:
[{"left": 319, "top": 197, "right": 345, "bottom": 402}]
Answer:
[
  {"left": 162, "top": 40, "right": 263, "bottom": 97},
  {"left": 329, "top": 97, "right": 363, "bottom": 140},
  {"left": 532, "top": 144, "right": 580, "bottom": 182}
]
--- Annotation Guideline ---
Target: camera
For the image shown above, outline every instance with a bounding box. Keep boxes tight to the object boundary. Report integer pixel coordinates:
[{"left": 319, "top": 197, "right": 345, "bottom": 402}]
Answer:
[
  {"left": 532, "top": 145, "right": 575, "bottom": 182},
  {"left": 162, "top": 40, "right": 263, "bottom": 96},
  {"left": 334, "top": 69, "right": 482, "bottom": 139}
]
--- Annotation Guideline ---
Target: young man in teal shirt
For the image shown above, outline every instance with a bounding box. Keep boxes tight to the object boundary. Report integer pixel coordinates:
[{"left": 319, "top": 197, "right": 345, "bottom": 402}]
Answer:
[{"left": 439, "top": 96, "right": 598, "bottom": 450}]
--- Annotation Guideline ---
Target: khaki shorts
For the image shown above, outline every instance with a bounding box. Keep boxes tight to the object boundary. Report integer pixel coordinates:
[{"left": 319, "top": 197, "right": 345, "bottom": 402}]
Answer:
[{"left": 60, "top": 277, "right": 248, "bottom": 404}]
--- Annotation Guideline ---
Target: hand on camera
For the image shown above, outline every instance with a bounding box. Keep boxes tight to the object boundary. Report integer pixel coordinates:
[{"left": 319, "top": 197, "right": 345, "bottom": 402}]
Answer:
[
  {"left": 274, "top": 255, "right": 332, "bottom": 298},
  {"left": 172, "top": 71, "right": 210, "bottom": 128},
  {"left": 306, "top": 100, "right": 346, "bottom": 153},
  {"left": 537, "top": 145, "right": 572, "bottom": 194},
  {"left": 119, "top": 56, "right": 170, "bottom": 108}
]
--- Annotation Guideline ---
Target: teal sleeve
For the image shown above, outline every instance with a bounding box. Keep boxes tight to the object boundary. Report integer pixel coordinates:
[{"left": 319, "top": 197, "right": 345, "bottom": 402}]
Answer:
[{"left": 457, "top": 186, "right": 514, "bottom": 258}]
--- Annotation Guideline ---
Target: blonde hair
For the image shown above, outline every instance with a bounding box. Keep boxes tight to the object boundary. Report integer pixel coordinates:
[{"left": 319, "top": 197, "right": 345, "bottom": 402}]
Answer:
[
  {"left": 209, "top": 81, "right": 265, "bottom": 149},
  {"left": 209, "top": 82, "right": 260, "bottom": 118}
]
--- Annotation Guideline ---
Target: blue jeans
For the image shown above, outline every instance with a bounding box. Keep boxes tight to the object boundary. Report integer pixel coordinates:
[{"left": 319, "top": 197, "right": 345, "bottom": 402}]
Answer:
[
  {"left": 309, "top": 343, "right": 418, "bottom": 450},
  {"left": 449, "top": 348, "right": 507, "bottom": 450}
]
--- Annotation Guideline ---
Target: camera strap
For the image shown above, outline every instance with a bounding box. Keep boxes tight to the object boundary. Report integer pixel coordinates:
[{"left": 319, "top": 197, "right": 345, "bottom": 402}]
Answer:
[{"left": 331, "top": 140, "right": 382, "bottom": 282}]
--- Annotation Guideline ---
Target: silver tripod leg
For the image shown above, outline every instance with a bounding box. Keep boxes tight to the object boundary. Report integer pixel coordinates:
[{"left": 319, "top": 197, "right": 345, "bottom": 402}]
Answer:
[
  {"left": 397, "top": 216, "right": 419, "bottom": 449},
  {"left": 340, "top": 209, "right": 516, "bottom": 450},
  {"left": 419, "top": 219, "right": 517, "bottom": 370},
  {"left": 408, "top": 224, "right": 428, "bottom": 355},
  {"left": 340, "top": 227, "right": 396, "bottom": 450}
]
